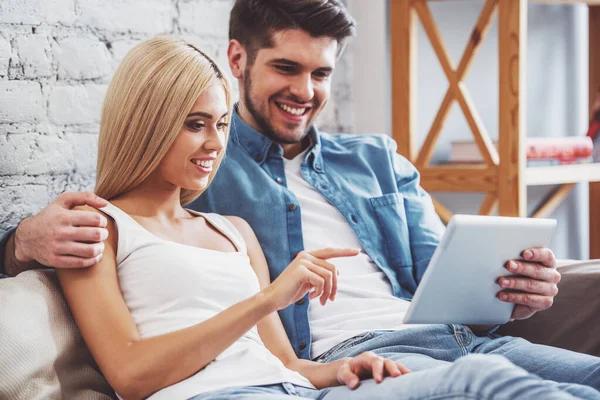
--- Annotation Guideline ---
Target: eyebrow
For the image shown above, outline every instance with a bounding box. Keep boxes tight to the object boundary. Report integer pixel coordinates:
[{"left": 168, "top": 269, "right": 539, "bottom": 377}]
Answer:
[
  {"left": 186, "top": 111, "right": 229, "bottom": 120},
  {"left": 270, "top": 58, "right": 333, "bottom": 73}
]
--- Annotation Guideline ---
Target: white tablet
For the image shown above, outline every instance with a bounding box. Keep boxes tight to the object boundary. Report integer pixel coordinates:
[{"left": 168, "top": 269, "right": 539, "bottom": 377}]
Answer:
[{"left": 403, "top": 214, "right": 557, "bottom": 325}]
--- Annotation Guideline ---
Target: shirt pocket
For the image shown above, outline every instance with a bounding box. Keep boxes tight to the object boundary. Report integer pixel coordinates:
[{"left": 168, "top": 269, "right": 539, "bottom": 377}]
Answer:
[{"left": 369, "top": 193, "right": 412, "bottom": 268}]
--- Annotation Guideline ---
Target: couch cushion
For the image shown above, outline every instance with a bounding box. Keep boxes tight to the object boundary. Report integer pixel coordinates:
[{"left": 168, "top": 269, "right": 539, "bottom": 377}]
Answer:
[
  {"left": 497, "top": 259, "right": 600, "bottom": 357},
  {"left": 0, "top": 270, "right": 116, "bottom": 399}
]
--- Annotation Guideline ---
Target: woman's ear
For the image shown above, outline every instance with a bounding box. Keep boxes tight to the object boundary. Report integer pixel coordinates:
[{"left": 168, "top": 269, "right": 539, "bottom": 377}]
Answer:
[{"left": 227, "top": 39, "right": 246, "bottom": 79}]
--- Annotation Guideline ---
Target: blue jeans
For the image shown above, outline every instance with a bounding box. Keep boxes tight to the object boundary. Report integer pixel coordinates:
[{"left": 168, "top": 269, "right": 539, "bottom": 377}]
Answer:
[
  {"left": 189, "top": 326, "right": 600, "bottom": 400},
  {"left": 189, "top": 354, "right": 599, "bottom": 399}
]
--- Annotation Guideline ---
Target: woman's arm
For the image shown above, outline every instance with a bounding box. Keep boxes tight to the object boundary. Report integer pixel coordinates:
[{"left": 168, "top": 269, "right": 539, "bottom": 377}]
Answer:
[
  {"left": 228, "top": 217, "right": 409, "bottom": 390},
  {"left": 57, "top": 207, "right": 278, "bottom": 400}
]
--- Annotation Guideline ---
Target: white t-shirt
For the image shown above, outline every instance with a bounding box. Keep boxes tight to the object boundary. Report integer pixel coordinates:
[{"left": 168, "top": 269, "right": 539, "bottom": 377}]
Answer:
[
  {"left": 283, "top": 151, "right": 420, "bottom": 359},
  {"left": 101, "top": 203, "right": 313, "bottom": 400}
]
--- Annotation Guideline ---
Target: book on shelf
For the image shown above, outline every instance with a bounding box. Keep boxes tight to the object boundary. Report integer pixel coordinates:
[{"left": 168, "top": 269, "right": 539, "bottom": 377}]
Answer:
[
  {"left": 450, "top": 137, "right": 594, "bottom": 163},
  {"left": 443, "top": 157, "right": 593, "bottom": 168}
]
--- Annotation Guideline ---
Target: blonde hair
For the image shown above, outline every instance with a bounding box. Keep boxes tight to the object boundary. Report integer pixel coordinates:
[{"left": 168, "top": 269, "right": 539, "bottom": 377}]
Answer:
[{"left": 95, "top": 36, "right": 232, "bottom": 205}]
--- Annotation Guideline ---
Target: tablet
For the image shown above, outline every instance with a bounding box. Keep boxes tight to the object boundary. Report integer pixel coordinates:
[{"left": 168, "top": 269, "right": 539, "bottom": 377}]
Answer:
[{"left": 403, "top": 214, "right": 557, "bottom": 325}]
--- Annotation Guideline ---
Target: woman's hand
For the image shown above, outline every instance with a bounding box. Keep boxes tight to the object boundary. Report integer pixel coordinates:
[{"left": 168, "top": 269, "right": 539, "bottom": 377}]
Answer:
[
  {"left": 262, "top": 248, "right": 359, "bottom": 311},
  {"left": 337, "top": 352, "right": 411, "bottom": 390}
]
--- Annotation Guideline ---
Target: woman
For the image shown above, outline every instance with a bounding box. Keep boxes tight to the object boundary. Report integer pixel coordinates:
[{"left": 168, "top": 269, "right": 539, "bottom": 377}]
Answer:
[
  {"left": 56, "top": 37, "right": 591, "bottom": 400},
  {"left": 57, "top": 36, "right": 406, "bottom": 400}
]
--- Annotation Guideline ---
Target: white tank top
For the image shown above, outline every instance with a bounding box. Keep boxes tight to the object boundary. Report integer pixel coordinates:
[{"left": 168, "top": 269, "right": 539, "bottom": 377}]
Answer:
[{"left": 100, "top": 203, "right": 313, "bottom": 400}]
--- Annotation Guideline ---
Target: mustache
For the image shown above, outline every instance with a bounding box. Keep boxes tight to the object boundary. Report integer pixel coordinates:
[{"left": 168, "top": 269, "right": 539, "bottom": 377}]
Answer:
[{"left": 275, "top": 95, "right": 317, "bottom": 108}]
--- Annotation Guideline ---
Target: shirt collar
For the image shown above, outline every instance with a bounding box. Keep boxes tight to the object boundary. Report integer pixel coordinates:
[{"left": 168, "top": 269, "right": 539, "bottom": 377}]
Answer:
[{"left": 230, "top": 105, "right": 325, "bottom": 173}]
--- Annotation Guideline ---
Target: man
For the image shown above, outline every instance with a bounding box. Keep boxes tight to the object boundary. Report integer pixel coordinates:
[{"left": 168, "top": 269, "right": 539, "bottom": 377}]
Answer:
[{"left": 2, "top": 0, "right": 599, "bottom": 395}]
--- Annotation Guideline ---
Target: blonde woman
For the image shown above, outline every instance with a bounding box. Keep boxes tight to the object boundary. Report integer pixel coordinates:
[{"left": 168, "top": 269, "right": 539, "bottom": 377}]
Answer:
[{"left": 56, "top": 37, "right": 586, "bottom": 400}]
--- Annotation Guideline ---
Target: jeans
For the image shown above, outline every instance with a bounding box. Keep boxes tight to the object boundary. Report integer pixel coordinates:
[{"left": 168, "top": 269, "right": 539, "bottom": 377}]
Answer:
[
  {"left": 189, "top": 325, "right": 600, "bottom": 400},
  {"left": 189, "top": 353, "right": 599, "bottom": 399}
]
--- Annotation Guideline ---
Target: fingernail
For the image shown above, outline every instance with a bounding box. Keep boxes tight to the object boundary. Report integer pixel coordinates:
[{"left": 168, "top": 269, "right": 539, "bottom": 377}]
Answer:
[
  {"left": 499, "top": 293, "right": 508, "bottom": 301},
  {"left": 524, "top": 250, "right": 533, "bottom": 259},
  {"left": 500, "top": 278, "right": 510, "bottom": 287},
  {"left": 508, "top": 261, "right": 518, "bottom": 271}
]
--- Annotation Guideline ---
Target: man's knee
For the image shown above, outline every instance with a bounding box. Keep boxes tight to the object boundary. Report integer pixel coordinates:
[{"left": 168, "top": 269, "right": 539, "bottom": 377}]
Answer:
[{"left": 452, "top": 354, "right": 527, "bottom": 379}]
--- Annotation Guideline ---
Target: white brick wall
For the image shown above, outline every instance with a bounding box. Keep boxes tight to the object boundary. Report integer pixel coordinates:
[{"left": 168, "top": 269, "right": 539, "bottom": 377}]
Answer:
[{"left": 0, "top": 0, "right": 354, "bottom": 232}]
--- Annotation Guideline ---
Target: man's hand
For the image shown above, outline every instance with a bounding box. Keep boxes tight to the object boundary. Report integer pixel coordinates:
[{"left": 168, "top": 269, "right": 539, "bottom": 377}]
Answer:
[
  {"left": 14, "top": 192, "right": 109, "bottom": 269},
  {"left": 497, "top": 247, "right": 560, "bottom": 321},
  {"left": 336, "top": 352, "right": 410, "bottom": 390}
]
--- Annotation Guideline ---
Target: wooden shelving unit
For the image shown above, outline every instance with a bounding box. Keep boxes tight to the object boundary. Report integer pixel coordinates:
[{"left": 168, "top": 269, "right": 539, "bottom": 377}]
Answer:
[{"left": 390, "top": 0, "right": 600, "bottom": 258}]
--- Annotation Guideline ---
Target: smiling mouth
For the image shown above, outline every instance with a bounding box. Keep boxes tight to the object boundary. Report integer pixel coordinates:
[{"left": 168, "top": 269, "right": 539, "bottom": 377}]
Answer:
[
  {"left": 275, "top": 101, "right": 310, "bottom": 117},
  {"left": 191, "top": 158, "right": 214, "bottom": 173}
]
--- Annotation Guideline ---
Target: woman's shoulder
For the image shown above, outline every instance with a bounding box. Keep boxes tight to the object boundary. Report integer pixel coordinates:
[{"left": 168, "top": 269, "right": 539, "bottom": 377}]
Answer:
[
  {"left": 221, "top": 216, "right": 257, "bottom": 247},
  {"left": 73, "top": 204, "right": 118, "bottom": 249}
]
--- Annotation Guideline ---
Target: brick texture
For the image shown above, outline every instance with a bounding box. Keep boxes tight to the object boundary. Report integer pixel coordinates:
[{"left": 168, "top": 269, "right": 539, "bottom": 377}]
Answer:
[{"left": 0, "top": 0, "right": 354, "bottom": 231}]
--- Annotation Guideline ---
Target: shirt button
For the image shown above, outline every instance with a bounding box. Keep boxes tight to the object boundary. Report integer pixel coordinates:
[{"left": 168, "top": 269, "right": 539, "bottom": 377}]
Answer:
[
  {"left": 288, "top": 204, "right": 297, "bottom": 211},
  {"left": 296, "top": 298, "right": 305, "bottom": 305},
  {"left": 315, "top": 164, "right": 322, "bottom": 170},
  {"left": 276, "top": 177, "right": 283, "bottom": 184},
  {"left": 351, "top": 215, "right": 358, "bottom": 223},
  {"left": 299, "top": 342, "right": 307, "bottom": 350},
  {"left": 255, "top": 155, "right": 262, "bottom": 162}
]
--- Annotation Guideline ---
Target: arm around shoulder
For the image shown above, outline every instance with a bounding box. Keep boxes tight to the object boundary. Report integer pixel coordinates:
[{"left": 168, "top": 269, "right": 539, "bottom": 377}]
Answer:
[{"left": 2, "top": 222, "right": 44, "bottom": 277}]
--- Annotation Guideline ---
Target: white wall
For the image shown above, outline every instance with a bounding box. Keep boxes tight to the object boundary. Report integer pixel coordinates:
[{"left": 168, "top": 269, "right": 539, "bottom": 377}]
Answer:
[
  {"left": 348, "top": 0, "right": 590, "bottom": 260},
  {"left": 0, "top": 0, "right": 354, "bottom": 232}
]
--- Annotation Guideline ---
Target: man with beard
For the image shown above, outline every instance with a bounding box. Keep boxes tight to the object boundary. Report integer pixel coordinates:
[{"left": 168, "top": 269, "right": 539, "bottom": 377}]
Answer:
[{"left": 2, "top": 0, "right": 600, "bottom": 396}]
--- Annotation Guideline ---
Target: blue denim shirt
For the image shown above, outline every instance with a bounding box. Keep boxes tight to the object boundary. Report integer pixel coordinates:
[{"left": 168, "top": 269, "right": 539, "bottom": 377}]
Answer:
[
  {"left": 0, "top": 229, "right": 14, "bottom": 278},
  {"left": 191, "top": 110, "right": 445, "bottom": 359}
]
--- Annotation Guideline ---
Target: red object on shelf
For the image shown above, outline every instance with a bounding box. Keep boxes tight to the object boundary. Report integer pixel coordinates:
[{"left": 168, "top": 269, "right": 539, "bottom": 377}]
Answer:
[
  {"left": 586, "top": 118, "right": 600, "bottom": 141},
  {"left": 450, "top": 137, "right": 593, "bottom": 163},
  {"left": 526, "top": 137, "right": 593, "bottom": 161}
]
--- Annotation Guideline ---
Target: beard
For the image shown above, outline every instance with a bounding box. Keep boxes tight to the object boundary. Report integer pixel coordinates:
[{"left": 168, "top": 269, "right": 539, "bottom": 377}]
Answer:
[{"left": 242, "top": 67, "right": 316, "bottom": 145}]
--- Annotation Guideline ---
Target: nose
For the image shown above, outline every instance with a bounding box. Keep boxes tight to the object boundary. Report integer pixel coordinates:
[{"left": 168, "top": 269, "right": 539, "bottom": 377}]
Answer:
[
  {"left": 289, "top": 73, "right": 314, "bottom": 103},
  {"left": 203, "top": 126, "right": 225, "bottom": 153}
]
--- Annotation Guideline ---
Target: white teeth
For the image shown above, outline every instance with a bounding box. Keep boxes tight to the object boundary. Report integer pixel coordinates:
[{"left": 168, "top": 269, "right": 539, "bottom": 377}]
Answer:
[
  {"left": 192, "top": 159, "right": 213, "bottom": 168},
  {"left": 278, "top": 103, "right": 306, "bottom": 116}
]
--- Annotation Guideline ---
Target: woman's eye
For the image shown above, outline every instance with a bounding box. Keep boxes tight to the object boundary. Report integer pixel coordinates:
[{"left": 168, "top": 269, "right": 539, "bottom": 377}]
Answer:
[
  {"left": 187, "top": 122, "right": 205, "bottom": 131},
  {"left": 217, "top": 122, "right": 229, "bottom": 131}
]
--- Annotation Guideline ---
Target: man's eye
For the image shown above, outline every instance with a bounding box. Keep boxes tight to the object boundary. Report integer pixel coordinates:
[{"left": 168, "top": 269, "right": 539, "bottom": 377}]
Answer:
[
  {"left": 313, "top": 71, "right": 331, "bottom": 80},
  {"left": 275, "top": 65, "right": 295, "bottom": 73}
]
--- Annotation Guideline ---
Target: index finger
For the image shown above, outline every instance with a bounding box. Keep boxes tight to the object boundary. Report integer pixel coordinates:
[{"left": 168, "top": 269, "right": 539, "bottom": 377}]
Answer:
[
  {"left": 521, "top": 248, "right": 556, "bottom": 268},
  {"left": 308, "top": 248, "right": 360, "bottom": 260},
  {"left": 58, "top": 192, "right": 109, "bottom": 210},
  {"left": 337, "top": 362, "right": 360, "bottom": 390}
]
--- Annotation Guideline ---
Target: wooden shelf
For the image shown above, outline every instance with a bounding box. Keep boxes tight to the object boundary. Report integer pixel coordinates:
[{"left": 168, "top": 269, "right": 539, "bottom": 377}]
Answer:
[
  {"left": 532, "top": 0, "right": 600, "bottom": 5},
  {"left": 427, "top": 0, "right": 600, "bottom": 4},
  {"left": 526, "top": 163, "right": 600, "bottom": 185},
  {"left": 390, "top": 0, "right": 600, "bottom": 257}
]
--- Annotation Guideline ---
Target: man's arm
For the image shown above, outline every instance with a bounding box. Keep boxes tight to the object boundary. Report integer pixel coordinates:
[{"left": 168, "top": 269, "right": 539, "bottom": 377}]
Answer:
[
  {"left": 0, "top": 228, "right": 15, "bottom": 278},
  {"left": 2, "top": 225, "right": 41, "bottom": 277},
  {"left": 0, "top": 192, "right": 109, "bottom": 277}
]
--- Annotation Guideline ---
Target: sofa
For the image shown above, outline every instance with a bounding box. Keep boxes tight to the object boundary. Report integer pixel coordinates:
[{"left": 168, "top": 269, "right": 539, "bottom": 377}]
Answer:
[{"left": 1, "top": 260, "right": 599, "bottom": 400}]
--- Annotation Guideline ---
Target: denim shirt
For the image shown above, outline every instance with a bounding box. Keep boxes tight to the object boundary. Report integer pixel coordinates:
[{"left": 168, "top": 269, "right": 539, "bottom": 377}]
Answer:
[
  {"left": 191, "top": 110, "right": 445, "bottom": 360},
  {"left": 0, "top": 229, "right": 11, "bottom": 278}
]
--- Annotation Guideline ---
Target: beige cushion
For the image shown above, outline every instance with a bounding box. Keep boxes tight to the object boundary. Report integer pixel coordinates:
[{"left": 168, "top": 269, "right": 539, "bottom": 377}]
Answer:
[
  {"left": 497, "top": 259, "right": 600, "bottom": 357},
  {"left": 0, "top": 270, "right": 116, "bottom": 400}
]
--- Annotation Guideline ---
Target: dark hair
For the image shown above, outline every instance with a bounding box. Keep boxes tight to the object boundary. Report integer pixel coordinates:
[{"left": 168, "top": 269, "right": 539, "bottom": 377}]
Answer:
[{"left": 229, "top": 0, "right": 356, "bottom": 63}]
